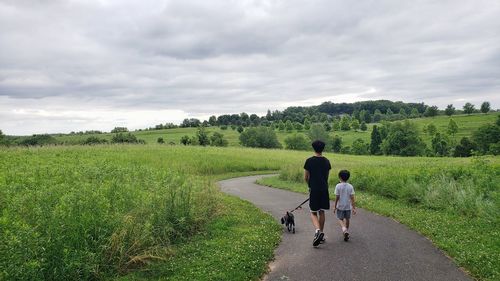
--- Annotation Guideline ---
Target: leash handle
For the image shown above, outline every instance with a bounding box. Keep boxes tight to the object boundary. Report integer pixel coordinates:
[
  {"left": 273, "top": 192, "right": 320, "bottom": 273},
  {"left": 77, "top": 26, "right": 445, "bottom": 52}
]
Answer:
[{"left": 291, "top": 198, "right": 309, "bottom": 212}]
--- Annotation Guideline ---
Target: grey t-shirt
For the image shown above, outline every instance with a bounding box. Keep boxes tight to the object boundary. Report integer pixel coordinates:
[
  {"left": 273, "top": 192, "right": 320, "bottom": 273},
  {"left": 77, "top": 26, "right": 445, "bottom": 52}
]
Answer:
[{"left": 334, "top": 182, "right": 355, "bottom": 210}]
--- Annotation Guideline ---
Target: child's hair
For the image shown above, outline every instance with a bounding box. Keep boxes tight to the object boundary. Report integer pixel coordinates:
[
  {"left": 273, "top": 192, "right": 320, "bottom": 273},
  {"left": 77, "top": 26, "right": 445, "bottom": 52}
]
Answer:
[
  {"left": 311, "top": 140, "right": 326, "bottom": 153},
  {"left": 339, "top": 170, "right": 350, "bottom": 181}
]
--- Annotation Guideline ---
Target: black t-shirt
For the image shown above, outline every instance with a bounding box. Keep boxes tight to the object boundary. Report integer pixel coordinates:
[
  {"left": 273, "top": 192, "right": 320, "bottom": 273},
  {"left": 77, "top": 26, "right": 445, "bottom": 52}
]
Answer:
[{"left": 304, "top": 156, "right": 331, "bottom": 191}]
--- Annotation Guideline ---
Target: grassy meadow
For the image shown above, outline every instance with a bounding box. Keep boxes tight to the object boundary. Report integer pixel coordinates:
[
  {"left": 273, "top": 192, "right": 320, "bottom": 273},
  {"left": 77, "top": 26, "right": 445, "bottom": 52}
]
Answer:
[
  {"left": 50, "top": 113, "right": 499, "bottom": 148},
  {"left": 1, "top": 145, "right": 499, "bottom": 280}
]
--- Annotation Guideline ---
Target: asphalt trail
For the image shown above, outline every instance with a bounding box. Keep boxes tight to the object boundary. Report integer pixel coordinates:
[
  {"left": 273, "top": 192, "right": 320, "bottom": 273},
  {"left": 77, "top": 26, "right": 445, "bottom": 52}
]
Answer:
[{"left": 219, "top": 175, "right": 471, "bottom": 281}]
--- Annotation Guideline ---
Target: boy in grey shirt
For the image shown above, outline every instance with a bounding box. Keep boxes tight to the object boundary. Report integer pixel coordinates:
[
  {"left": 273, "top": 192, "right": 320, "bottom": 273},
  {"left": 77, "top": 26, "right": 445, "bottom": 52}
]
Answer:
[{"left": 334, "top": 170, "right": 356, "bottom": 241}]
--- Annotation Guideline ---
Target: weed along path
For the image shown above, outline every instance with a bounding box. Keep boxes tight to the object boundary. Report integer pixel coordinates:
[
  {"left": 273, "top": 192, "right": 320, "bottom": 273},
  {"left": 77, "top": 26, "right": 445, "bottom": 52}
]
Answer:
[{"left": 219, "top": 175, "right": 471, "bottom": 281}]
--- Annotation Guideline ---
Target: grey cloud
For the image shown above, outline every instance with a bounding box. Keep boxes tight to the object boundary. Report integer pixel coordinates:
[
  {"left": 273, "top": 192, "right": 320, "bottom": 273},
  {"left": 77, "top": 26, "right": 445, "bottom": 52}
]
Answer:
[{"left": 1, "top": 0, "right": 499, "bottom": 134}]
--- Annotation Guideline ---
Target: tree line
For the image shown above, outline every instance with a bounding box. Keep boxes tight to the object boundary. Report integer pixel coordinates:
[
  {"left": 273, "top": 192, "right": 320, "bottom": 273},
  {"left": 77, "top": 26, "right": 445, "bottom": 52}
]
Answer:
[{"left": 228, "top": 115, "right": 499, "bottom": 157}]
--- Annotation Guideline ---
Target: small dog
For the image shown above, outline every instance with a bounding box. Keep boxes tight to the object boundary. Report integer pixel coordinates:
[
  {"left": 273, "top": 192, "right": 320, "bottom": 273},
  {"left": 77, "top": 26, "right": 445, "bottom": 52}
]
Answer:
[{"left": 280, "top": 211, "right": 295, "bottom": 233}]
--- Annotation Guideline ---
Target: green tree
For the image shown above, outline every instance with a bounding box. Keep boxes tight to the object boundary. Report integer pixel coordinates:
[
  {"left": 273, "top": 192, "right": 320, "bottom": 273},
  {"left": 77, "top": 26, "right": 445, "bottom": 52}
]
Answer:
[
  {"left": 324, "top": 122, "right": 332, "bottom": 132},
  {"left": 111, "top": 133, "right": 143, "bottom": 144},
  {"left": 370, "top": 125, "right": 382, "bottom": 155},
  {"left": 399, "top": 108, "right": 407, "bottom": 116},
  {"left": 352, "top": 110, "right": 360, "bottom": 121},
  {"left": 82, "top": 136, "right": 108, "bottom": 145},
  {"left": 386, "top": 108, "right": 393, "bottom": 116},
  {"left": 278, "top": 120, "right": 285, "bottom": 131},
  {"left": 294, "top": 122, "right": 303, "bottom": 131},
  {"left": 237, "top": 125, "right": 244, "bottom": 133},
  {"left": 423, "top": 106, "right": 438, "bottom": 117},
  {"left": 352, "top": 138, "right": 369, "bottom": 155},
  {"left": 480, "top": 101, "right": 490, "bottom": 113},
  {"left": 445, "top": 104, "right": 455, "bottom": 116},
  {"left": 180, "top": 135, "right": 191, "bottom": 145},
  {"left": 239, "top": 127, "right": 282, "bottom": 148},
  {"left": 351, "top": 119, "right": 360, "bottom": 131},
  {"left": 208, "top": 115, "right": 217, "bottom": 126},
  {"left": 447, "top": 119, "right": 458, "bottom": 136},
  {"left": 472, "top": 123, "right": 500, "bottom": 154},
  {"left": 210, "top": 132, "right": 228, "bottom": 147},
  {"left": 304, "top": 118, "right": 311, "bottom": 130},
  {"left": 340, "top": 116, "right": 351, "bottom": 131},
  {"left": 373, "top": 109, "right": 383, "bottom": 122},
  {"left": 111, "top": 127, "right": 128, "bottom": 133},
  {"left": 157, "top": 137, "right": 165, "bottom": 144},
  {"left": 453, "top": 137, "right": 476, "bottom": 157},
  {"left": 197, "top": 126, "right": 210, "bottom": 146},
  {"left": 359, "top": 110, "right": 371, "bottom": 123},
  {"left": 431, "top": 133, "right": 450, "bottom": 156},
  {"left": 284, "top": 134, "right": 310, "bottom": 151},
  {"left": 332, "top": 119, "right": 340, "bottom": 131},
  {"left": 381, "top": 120, "right": 426, "bottom": 156},
  {"left": 426, "top": 123, "right": 437, "bottom": 136},
  {"left": 0, "top": 130, "right": 8, "bottom": 146},
  {"left": 189, "top": 136, "right": 199, "bottom": 146},
  {"left": 463, "top": 103, "right": 475, "bottom": 114},
  {"left": 285, "top": 120, "right": 294, "bottom": 132},
  {"left": 307, "top": 123, "right": 329, "bottom": 143},
  {"left": 410, "top": 108, "right": 420, "bottom": 118},
  {"left": 331, "top": 135, "right": 342, "bottom": 152},
  {"left": 360, "top": 121, "right": 367, "bottom": 131}
]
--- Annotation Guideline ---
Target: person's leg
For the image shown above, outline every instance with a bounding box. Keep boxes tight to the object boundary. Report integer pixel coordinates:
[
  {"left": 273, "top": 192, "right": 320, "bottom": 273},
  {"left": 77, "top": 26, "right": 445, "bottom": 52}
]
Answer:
[
  {"left": 338, "top": 219, "right": 347, "bottom": 232},
  {"left": 318, "top": 210, "right": 325, "bottom": 232},
  {"left": 337, "top": 210, "right": 346, "bottom": 231},
  {"left": 343, "top": 211, "right": 351, "bottom": 241},
  {"left": 311, "top": 211, "right": 325, "bottom": 247},
  {"left": 310, "top": 211, "right": 321, "bottom": 231}
]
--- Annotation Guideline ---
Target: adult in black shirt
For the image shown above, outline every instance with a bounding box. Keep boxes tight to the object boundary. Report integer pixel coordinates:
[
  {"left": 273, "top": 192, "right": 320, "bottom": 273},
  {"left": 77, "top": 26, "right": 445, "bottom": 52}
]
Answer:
[{"left": 304, "top": 140, "right": 331, "bottom": 247}]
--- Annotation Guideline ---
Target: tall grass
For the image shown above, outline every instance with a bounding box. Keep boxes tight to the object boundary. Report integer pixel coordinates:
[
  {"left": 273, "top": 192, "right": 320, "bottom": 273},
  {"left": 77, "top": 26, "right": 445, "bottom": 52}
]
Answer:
[
  {"left": 0, "top": 145, "right": 290, "bottom": 280},
  {"left": 278, "top": 156, "right": 499, "bottom": 217}
]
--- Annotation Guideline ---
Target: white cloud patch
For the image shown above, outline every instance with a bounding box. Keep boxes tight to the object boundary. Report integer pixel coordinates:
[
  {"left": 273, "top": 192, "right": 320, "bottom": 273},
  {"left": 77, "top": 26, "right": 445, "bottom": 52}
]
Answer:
[{"left": 1, "top": 0, "right": 499, "bottom": 135}]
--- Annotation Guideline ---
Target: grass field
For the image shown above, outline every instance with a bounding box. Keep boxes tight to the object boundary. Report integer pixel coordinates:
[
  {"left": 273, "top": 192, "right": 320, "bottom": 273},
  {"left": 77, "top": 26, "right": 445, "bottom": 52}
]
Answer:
[
  {"left": 1, "top": 145, "right": 499, "bottom": 280},
  {"left": 50, "top": 113, "right": 498, "bottom": 148}
]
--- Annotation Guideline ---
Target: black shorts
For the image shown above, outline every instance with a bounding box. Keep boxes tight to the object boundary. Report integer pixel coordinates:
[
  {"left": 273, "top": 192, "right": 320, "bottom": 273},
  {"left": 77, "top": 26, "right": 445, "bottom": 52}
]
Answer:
[{"left": 309, "top": 188, "right": 330, "bottom": 212}]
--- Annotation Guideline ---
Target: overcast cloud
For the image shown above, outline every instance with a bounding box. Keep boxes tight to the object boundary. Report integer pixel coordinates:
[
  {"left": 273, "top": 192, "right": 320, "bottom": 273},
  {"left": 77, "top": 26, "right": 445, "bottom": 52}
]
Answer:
[{"left": 1, "top": 0, "right": 499, "bottom": 135}]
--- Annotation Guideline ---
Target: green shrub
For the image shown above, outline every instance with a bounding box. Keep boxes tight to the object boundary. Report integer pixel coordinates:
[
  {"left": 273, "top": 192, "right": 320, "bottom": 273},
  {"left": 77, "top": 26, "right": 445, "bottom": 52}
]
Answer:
[
  {"left": 19, "top": 134, "right": 58, "bottom": 146},
  {"left": 239, "top": 127, "right": 282, "bottom": 149},
  {"left": 284, "top": 134, "right": 309, "bottom": 151}
]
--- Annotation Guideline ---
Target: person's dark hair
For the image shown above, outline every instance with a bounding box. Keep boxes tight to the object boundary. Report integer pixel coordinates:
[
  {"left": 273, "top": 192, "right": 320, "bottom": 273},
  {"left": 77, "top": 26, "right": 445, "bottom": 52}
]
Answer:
[
  {"left": 311, "top": 140, "right": 326, "bottom": 153},
  {"left": 339, "top": 170, "right": 350, "bottom": 181}
]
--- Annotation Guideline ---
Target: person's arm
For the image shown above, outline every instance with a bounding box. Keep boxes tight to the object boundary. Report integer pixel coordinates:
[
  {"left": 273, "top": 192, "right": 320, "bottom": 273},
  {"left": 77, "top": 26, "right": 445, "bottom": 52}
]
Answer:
[
  {"left": 304, "top": 169, "right": 310, "bottom": 183},
  {"left": 351, "top": 194, "right": 356, "bottom": 215},
  {"left": 334, "top": 195, "right": 339, "bottom": 213}
]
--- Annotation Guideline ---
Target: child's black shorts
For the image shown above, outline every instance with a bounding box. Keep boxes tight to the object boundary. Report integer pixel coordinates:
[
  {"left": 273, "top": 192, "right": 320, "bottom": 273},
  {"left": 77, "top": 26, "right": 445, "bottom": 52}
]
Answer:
[{"left": 309, "top": 188, "right": 330, "bottom": 212}]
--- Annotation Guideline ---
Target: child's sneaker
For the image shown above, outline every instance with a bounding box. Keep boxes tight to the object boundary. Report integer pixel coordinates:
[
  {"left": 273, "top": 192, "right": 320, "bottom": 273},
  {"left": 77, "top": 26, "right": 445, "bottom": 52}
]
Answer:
[
  {"left": 313, "top": 231, "right": 324, "bottom": 247},
  {"left": 343, "top": 232, "right": 349, "bottom": 242}
]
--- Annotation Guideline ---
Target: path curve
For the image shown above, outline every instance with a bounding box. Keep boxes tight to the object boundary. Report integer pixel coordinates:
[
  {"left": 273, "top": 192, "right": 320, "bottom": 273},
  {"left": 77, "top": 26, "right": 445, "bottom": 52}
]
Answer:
[{"left": 219, "top": 175, "right": 471, "bottom": 281}]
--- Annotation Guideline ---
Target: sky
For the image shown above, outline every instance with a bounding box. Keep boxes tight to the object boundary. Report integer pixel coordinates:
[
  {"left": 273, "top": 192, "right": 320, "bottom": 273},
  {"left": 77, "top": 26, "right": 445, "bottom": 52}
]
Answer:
[{"left": 1, "top": 0, "right": 499, "bottom": 135}]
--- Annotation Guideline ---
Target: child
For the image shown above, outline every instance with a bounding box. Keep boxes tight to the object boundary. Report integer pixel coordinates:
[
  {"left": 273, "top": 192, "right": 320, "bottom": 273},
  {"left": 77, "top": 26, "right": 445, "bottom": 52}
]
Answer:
[
  {"left": 303, "top": 140, "right": 331, "bottom": 247},
  {"left": 334, "top": 170, "right": 356, "bottom": 241}
]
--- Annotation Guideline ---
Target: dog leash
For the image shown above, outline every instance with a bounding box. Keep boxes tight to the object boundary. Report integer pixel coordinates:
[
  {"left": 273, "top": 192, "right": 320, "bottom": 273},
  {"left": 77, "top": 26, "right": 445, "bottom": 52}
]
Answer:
[{"left": 291, "top": 198, "right": 310, "bottom": 212}]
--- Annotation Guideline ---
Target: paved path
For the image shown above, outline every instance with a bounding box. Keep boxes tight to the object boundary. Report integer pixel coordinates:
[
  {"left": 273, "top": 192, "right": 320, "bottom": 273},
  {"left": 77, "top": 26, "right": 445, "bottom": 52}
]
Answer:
[{"left": 219, "top": 175, "right": 471, "bottom": 281}]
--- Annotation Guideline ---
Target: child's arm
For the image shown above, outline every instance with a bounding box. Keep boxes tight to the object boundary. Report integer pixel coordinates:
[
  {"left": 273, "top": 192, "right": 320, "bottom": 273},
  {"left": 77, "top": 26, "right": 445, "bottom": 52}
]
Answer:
[
  {"left": 334, "top": 195, "right": 339, "bottom": 213},
  {"left": 351, "top": 194, "right": 356, "bottom": 215}
]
